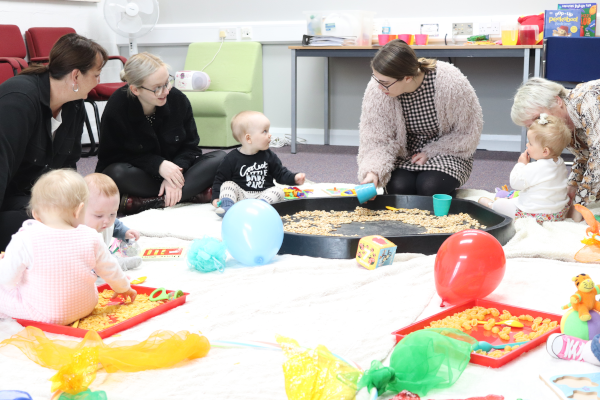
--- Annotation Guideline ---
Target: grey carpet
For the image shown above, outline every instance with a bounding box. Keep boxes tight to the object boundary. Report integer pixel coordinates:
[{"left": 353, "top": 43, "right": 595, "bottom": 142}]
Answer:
[{"left": 77, "top": 145, "right": 573, "bottom": 193}]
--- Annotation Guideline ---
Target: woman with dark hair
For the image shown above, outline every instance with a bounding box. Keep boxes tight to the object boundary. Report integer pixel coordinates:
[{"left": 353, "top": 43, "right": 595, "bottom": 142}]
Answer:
[
  {"left": 0, "top": 33, "right": 107, "bottom": 251},
  {"left": 96, "top": 52, "right": 225, "bottom": 214},
  {"left": 358, "top": 40, "right": 483, "bottom": 196}
]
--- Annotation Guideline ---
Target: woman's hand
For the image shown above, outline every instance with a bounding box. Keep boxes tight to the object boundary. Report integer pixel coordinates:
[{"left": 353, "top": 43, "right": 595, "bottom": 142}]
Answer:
[
  {"left": 159, "top": 161, "right": 185, "bottom": 189},
  {"left": 112, "top": 288, "right": 137, "bottom": 303},
  {"left": 125, "top": 229, "right": 140, "bottom": 241},
  {"left": 518, "top": 151, "right": 530, "bottom": 165},
  {"left": 361, "top": 172, "right": 379, "bottom": 188},
  {"left": 159, "top": 180, "right": 182, "bottom": 207},
  {"left": 295, "top": 173, "right": 306, "bottom": 185},
  {"left": 212, "top": 199, "right": 219, "bottom": 208},
  {"left": 411, "top": 152, "right": 428, "bottom": 166}
]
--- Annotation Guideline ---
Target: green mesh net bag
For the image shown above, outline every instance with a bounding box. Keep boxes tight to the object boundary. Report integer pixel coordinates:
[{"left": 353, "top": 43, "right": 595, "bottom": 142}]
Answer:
[{"left": 358, "top": 328, "right": 474, "bottom": 397}]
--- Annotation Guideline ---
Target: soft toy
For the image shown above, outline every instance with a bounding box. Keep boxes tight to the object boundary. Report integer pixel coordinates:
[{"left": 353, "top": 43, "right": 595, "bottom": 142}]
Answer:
[
  {"left": 562, "top": 273, "right": 600, "bottom": 321},
  {"left": 573, "top": 204, "right": 600, "bottom": 263},
  {"left": 494, "top": 185, "right": 519, "bottom": 200},
  {"left": 516, "top": 14, "right": 545, "bottom": 45}
]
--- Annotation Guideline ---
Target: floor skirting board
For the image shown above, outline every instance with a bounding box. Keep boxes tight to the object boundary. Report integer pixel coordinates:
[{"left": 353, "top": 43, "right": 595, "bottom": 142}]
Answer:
[{"left": 270, "top": 129, "right": 522, "bottom": 152}]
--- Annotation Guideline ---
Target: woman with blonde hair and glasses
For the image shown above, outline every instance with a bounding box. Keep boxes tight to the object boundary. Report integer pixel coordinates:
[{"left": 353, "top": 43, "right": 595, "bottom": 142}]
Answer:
[
  {"left": 358, "top": 40, "right": 483, "bottom": 197},
  {"left": 96, "top": 52, "right": 226, "bottom": 214},
  {"left": 512, "top": 77, "right": 600, "bottom": 222}
]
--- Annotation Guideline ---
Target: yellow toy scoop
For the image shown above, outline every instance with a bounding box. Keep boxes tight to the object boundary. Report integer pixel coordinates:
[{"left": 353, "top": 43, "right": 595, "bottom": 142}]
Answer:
[
  {"left": 386, "top": 206, "right": 400, "bottom": 211},
  {"left": 477, "top": 319, "right": 524, "bottom": 328},
  {"left": 131, "top": 276, "right": 147, "bottom": 285}
]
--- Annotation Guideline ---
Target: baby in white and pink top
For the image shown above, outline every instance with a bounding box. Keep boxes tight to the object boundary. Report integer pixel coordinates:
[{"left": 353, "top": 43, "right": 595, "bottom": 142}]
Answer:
[{"left": 0, "top": 169, "right": 136, "bottom": 325}]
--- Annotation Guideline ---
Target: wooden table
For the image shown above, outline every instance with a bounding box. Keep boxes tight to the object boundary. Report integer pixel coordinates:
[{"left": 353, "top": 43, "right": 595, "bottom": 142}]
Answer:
[{"left": 289, "top": 45, "right": 543, "bottom": 153}]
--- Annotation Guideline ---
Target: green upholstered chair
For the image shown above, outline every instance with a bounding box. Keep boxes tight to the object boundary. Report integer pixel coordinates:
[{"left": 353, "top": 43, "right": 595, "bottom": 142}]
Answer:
[{"left": 183, "top": 42, "right": 263, "bottom": 148}]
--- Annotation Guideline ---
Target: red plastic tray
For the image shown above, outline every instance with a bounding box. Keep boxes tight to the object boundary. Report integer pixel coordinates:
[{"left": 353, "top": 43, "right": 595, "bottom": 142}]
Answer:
[
  {"left": 392, "top": 299, "right": 561, "bottom": 368},
  {"left": 15, "top": 284, "right": 188, "bottom": 339}
]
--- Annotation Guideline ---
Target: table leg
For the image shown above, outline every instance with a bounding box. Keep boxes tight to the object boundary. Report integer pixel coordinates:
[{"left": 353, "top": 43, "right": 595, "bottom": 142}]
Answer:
[
  {"left": 534, "top": 48, "right": 540, "bottom": 78},
  {"left": 521, "top": 49, "right": 531, "bottom": 152},
  {"left": 291, "top": 49, "right": 297, "bottom": 154},
  {"left": 324, "top": 57, "right": 330, "bottom": 145}
]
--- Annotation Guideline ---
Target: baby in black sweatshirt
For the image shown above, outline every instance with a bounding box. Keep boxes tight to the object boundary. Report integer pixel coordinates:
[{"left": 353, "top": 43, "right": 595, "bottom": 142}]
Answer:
[{"left": 211, "top": 111, "right": 306, "bottom": 217}]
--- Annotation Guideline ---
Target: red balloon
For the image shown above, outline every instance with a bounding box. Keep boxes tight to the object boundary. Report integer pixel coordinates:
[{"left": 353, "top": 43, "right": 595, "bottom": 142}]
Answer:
[{"left": 434, "top": 229, "right": 506, "bottom": 305}]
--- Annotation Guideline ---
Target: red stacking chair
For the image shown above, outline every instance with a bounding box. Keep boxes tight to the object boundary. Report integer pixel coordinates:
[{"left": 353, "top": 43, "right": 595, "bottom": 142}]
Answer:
[
  {"left": 0, "top": 25, "right": 28, "bottom": 84},
  {"left": 25, "top": 27, "right": 127, "bottom": 157}
]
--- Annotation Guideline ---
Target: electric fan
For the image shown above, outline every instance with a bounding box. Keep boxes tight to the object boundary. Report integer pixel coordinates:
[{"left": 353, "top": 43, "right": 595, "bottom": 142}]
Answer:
[{"left": 104, "top": 0, "right": 160, "bottom": 57}]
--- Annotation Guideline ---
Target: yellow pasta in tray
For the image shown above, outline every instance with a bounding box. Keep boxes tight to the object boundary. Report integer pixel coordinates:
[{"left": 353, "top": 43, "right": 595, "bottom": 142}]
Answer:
[{"left": 75, "top": 290, "right": 164, "bottom": 331}]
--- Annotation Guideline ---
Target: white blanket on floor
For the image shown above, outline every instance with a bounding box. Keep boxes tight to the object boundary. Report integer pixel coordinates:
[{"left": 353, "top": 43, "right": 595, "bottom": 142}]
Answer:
[
  {"left": 0, "top": 243, "right": 434, "bottom": 399},
  {"left": 458, "top": 189, "right": 597, "bottom": 263},
  {"left": 1, "top": 186, "right": 598, "bottom": 399}
]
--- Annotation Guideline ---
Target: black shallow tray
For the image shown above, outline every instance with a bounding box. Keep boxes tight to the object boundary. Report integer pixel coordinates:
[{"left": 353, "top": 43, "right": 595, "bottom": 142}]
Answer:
[{"left": 272, "top": 195, "right": 515, "bottom": 259}]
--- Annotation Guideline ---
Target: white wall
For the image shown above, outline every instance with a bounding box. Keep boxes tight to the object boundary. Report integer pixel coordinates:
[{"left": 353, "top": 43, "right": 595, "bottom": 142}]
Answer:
[
  {"left": 2, "top": 0, "right": 583, "bottom": 150},
  {"left": 122, "top": 0, "right": 572, "bottom": 151},
  {"left": 0, "top": 0, "right": 120, "bottom": 142}
]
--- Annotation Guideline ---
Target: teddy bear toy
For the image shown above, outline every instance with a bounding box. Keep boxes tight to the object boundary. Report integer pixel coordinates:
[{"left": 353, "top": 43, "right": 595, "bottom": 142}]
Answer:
[{"left": 562, "top": 273, "right": 600, "bottom": 321}]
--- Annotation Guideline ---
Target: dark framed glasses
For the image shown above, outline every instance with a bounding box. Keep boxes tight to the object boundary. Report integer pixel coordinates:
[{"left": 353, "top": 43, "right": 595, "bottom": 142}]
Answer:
[
  {"left": 140, "top": 75, "right": 175, "bottom": 97},
  {"left": 371, "top": 74, "right": 398, "bottom": 90}
]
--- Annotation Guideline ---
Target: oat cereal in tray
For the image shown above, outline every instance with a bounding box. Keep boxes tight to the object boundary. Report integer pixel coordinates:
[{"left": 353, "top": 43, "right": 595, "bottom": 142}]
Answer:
[
  {"left": 74, "top": 289, "right": 165, "bottom": 331},
  {"left": 281, "top": 206, "right": 485, "bottom": 237},
  {"left": 424, "top": 306, "right": 558, "bottom": 358}
]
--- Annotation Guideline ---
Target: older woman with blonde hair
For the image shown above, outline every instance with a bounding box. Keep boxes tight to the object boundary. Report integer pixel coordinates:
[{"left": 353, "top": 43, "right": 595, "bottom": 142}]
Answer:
[
  {"left": 96, "top": 52, "right": 226, "bottom": 215},
  {"left": 358, "top": 40, "right": 483, "bottom": 196},
  {"left": 511, "top": 77, "right": 600, "bottom": 221}
]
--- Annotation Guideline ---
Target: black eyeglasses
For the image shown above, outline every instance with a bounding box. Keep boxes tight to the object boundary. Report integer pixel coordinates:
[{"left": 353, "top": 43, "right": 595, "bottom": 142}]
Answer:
[
  {"left": 371, "top": 74, "right": 398, "bottom": 90},
  {"left": 140, "top": 75, "right": 175, "bottom": 97}
]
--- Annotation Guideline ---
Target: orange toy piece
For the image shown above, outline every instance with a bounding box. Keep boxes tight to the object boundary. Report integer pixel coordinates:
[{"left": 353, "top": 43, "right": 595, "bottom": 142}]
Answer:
[
  {"left": 573, "top": 204, "right": 600, "bottom": 263},
  {"left": 562, "top": 273, "right": 600, "bottom": 321}
]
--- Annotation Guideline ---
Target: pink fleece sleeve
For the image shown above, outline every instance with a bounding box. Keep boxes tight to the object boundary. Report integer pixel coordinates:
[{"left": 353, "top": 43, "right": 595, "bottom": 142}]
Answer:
[{"left": 94, "top": 235, "right": 130, "bottom": 294}]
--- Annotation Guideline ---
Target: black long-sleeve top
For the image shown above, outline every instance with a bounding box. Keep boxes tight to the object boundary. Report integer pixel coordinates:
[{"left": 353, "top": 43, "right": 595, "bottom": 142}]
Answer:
[
  {"left": 95, "top": 86, "right": 202, "bottom": 178},
  {"left": 0, "top": 72, "right": 83, "bottom": 206},
  {"left": 211, "top": 149, "right": 297, "bottom": 200}
]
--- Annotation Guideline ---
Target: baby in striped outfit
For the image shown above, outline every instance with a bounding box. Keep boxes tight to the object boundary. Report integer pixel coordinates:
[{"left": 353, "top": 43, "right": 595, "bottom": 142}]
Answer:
[{"left": 0, "top": 169, "right": 136, "bottom": 325}]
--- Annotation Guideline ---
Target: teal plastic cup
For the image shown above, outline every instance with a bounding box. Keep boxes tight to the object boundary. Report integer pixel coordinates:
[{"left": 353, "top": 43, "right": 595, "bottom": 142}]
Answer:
[
  {"left": 432, "top": 194, "right": 452, "bottom": 216},
  {"left": 355, "top": 183, "right": 377, "bottom": 204}
]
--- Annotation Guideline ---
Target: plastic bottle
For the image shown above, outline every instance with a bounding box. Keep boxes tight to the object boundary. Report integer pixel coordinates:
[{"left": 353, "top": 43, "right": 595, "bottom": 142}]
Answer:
[
  {"left": 382, "top": 19, "right": 391, "bottom": 35},
  {"left": 119, "top": 239, "right": 141, "bottom": 257}
]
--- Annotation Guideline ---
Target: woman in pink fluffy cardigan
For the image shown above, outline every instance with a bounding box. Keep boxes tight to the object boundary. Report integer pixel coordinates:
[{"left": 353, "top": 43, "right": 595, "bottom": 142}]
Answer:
[{"left": 358, "top": 40, "right": 483, "bottom": 196}]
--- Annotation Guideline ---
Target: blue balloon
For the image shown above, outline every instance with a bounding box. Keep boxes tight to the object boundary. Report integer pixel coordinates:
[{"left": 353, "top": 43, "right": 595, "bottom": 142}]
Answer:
[{"left": 221, "top": 199, "right": 284, "bottom": 266}]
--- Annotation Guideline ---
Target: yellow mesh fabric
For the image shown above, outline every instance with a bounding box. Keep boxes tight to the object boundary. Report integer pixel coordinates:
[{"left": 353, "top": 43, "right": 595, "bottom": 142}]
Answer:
[
  {"left": 0, "top": 327, "right": 210, "bottom": 394},
  {"left": 276, "top": 335, "right": 361, "bottom": 400}
]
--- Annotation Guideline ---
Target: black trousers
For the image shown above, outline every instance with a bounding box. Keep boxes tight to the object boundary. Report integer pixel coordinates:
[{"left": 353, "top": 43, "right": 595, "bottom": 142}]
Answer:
[
  {"left": 102, "top": 150, "right": 226, "bottom": 201},
  {"left": 0, "top": 195, "right": 30, "bottom": 251},
  {"left": 385, "top": 168, "right": 460, "bottom": 197}
]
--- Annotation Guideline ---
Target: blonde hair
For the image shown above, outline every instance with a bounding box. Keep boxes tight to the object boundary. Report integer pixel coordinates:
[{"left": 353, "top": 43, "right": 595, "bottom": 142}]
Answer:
[
  {"left": 230, "top": 110, "right": 265, "bottom": 142},
  {"left": 511, "top": 78, "right": 570, "bottom": 126},
  {"left": 528, "top": 114, "right": 572, "bottom": 156},
  {"left": 29, "top": 169, "right": 89, "bottom": 218},
  {"left": 84, "top": 173, "right": 119, "bottom": 198},
  {"left": 120, "top": 52, "right": 171, "bottom": 97}
]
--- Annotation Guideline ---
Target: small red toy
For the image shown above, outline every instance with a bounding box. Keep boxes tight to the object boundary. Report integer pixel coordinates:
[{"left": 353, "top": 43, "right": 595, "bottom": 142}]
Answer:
[{"left": 391, "top": 391, "right": 420, "bottom": 399}]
